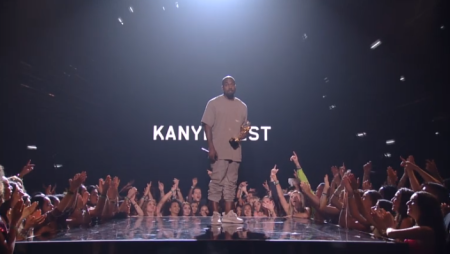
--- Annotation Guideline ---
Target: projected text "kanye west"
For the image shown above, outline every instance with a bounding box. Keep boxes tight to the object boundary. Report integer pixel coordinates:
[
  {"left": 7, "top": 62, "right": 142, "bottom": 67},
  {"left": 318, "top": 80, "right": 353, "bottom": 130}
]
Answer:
[{"left": 153, "top": 125, "right": 271, "bottom": 141}]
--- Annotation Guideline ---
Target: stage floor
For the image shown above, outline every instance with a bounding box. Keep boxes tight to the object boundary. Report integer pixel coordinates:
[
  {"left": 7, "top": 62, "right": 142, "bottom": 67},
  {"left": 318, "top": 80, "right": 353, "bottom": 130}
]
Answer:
[
  {"left": 28, "top": 216, "right": 387, "bottom": 242},
  {"left": 16, "top": 217, "right": 407, "bottom": 254}
]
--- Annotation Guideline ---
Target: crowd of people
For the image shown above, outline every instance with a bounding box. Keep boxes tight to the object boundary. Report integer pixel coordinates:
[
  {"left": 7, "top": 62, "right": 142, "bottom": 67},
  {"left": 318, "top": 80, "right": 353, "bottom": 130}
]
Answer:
[{"left": 0, "top": 152, "right": 449, "bottom": 254}]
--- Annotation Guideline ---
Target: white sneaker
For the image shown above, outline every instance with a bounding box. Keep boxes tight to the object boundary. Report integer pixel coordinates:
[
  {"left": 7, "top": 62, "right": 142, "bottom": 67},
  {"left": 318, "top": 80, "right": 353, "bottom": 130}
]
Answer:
[
  {"left": 211, "top": 211, "right": 222, "bottom": 225},
  {"left": 221, "top": 210, "right": 244, "bottom": 224}
]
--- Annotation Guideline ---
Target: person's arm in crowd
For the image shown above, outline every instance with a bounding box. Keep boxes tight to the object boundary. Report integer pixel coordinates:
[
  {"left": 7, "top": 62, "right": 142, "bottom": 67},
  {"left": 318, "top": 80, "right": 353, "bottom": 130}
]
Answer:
[
  {"left": 300, "top": 182, "right": 320, "bottom": 208},
  {"left": 139, "top": 182, "right": 152, "bottom": 207},
  {"left": 330, "top": 180, "right": 344, "bottom": 210},
  {"left": 92, "top": 176, "right": 110, "bottom": 218},
  {"left": 188, "top": 178, "right": 197, "bottom": 203},
  {"left": 405, "top": 166, "right": 421, "bottom": 192},
  {"left": 362, "top": 161, "right": 371, "bottom": 183},
  {"left": 397, "top": 169, "right": 409, "bottom": 188},
  {"left": 424, "top": 159, "right": 444, "bottom": 183},
  {"left": 329, "top": 167, "right": 341, "bottom": 196},
  {"left": 44, "top": 172, "right": 87, "bottom": 225},
  {"left": 339, "top": 191, "right": 368, "bottom": 231},
  {"left": 406, "top": 161, "right": 441, "bottom": 184},
  {"left": 290, "top": 152, "right": 312, "bottom": 188},
  {"left": 262, "top": 180, "right": 271, "bottom": 198},
  {"left": 125, "top": 187, "right": 143, "bottom": 216},
  {"left": 0, "top": 201, "right": 25, "bottom": 254},
  {"left": 342, "top": 177, "right": 370, "bottom": 227},
  {"left": 16, "top": 160, "right": 34, "bottom": 179},
  {"left": 156, "top": 182, "right": 178, "bottom": 216},
  {"left": 174, "top": 179, "right": 185, "bottom": 202},
  {"left": 319, "top": 175, "right": 340, "bottom": 215},
  {"left": 386, "top": 226, "right": 434, "bottom": 240},
  {"left": 158, "top": 181, "right": 165, "bottom": 201},
  {"left": 102, "top": 177, "right": 121, "bottom": 220},
  {"left": 400, "top": 156, "right": 421, "bottom": 191},
  {"left": 237, "top": 182, "right": 248, "bottom": 206},
  {"left": 270, "top": 166, "right": 290, "bottom": 215}
]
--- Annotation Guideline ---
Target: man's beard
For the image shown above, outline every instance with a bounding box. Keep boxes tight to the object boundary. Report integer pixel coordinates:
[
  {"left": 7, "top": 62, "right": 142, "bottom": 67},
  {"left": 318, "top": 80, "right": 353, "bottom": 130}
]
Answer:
[{"left": 225, "top": 91, "right": 235, "bottom": 98}]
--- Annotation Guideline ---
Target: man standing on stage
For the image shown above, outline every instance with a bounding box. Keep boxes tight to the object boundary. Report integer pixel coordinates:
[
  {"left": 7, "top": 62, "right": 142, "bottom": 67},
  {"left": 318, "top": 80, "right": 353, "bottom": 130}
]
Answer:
[{"left": 201, "top": 76, "right": 248, "bottom": 224}]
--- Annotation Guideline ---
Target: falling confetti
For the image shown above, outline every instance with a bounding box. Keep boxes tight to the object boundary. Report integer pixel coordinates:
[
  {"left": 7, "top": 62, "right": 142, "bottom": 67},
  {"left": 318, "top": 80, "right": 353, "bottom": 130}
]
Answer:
[
  {"left": 370, "top": 39, "right": 382, "bottom": 49},
  {"left": 118, "top": 17, "right": 123, "bottom": 25},
  {"left": 435, "top": 132, "right": 439, "bottom": 135},
  {"left": 27, "top": 145, "right": 37, "bottom": 150},
  {"left": 386, "top": 139, "right": 395, "bottom": 145},
  {"left": 175, "top": 2, "right": 179, "bottom": 8},
  {"left": 129, "top": 6, "right": 134, "bottom": 13},
  {"left": 440, "top": 25, "right": 445, "bottom": 30},
  {"left": 303, "top": 34, "right": 307, "bottom": 40},
  {"left": 384, "top": 153, "right": 391, "bottom": 158},
  {"left": 400, "top": 76, "right": 405, "bottom": 81},
  {"left": 162, "top": 6, "right": 165, "bottom": 11},
  {"left": 357, "top": 132, "right": 367, "bottom": 137},
  {"left": 329, "top": 105, "right": 336, "bottom": 110},
  {"left": 322, "top": 95, "right": 326, "bottom": 98}
]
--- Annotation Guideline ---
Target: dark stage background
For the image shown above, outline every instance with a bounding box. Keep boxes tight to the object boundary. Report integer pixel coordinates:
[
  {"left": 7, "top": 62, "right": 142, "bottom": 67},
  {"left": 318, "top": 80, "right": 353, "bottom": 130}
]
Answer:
[{"left": 1, "top": 0, "right": 449, "bottom": 195}]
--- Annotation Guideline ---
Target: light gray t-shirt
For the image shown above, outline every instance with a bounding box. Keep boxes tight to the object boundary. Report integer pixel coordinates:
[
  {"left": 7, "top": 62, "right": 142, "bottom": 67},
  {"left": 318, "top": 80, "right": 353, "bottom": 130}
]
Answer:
[{"left": 201, "top": 95, "right": 248, "bottom": 162}]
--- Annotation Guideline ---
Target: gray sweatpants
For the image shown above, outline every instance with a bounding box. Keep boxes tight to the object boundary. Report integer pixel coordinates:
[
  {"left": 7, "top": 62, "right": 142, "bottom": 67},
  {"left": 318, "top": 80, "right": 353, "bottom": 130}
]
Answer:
[{"left": 208, "top": 160, "right": 240, "bottom": 202}]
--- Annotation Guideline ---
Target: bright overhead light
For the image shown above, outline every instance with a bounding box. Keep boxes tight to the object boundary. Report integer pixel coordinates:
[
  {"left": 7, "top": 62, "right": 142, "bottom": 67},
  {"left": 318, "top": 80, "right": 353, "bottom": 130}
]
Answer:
[
  {"left": 357, "top": 132, "right": 366, "bottom": 137},
  {"left": 27, "top": 145, "right": 37, "bottom": 150}
]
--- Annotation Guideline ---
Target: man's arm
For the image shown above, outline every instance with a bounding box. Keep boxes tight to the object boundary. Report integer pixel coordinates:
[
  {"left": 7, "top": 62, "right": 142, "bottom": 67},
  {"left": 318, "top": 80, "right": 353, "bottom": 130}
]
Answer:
[
  {"left": 238, "top": 104, "right": 249, "bottom": 140},
  {"left": 201, "top": 100, "right": 216, "bottom": 160},
  {"left": 203, "top": 123, "right": 214, "bottom": 149}
]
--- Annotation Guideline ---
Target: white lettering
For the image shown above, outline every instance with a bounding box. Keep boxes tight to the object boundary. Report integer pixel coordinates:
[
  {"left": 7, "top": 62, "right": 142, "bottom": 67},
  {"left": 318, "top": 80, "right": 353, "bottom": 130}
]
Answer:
[
  {"left": 248, "top": 126, "right": 259, "bottom": 141},
  {"left": 178, "top": 126, "right": 189, "bottom": 140},
  {"left": 154, "top": 125, "right": 271, "bottom": 141},
  {"left": 153, "top": 125, "right": 164, "bottom": 140},
  {"left": 260, "top": 126, "right": 271, "bottom": 141},
  {"left": 191, "top": 125, "right": 202, "bottom": 141},
  {"left": 166, "top": 126, "right": 176, "bottom": 140}
]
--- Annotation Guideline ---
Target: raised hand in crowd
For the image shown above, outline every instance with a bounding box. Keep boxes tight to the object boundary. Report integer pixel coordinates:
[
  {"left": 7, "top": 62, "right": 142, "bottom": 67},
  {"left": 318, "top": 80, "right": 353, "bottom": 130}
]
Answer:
[{"left": 17, "top": 160, "right": 34, "bottom": 178}]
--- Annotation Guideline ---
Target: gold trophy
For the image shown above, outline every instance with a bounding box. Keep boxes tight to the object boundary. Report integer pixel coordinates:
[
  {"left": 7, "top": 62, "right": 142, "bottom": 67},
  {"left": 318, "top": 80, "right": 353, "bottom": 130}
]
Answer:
[{"left": 229, "top": 121, "right": 251, "bottom": 149}]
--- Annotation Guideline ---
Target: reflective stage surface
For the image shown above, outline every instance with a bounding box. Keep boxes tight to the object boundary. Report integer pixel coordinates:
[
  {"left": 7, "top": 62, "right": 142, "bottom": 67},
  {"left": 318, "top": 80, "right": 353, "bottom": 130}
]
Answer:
[
  {"left": 28, "top": 217, "right": 386, "bottom": 242},
  {"left": 16, "top": 217, "right": 407, "bottom": 254}
]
